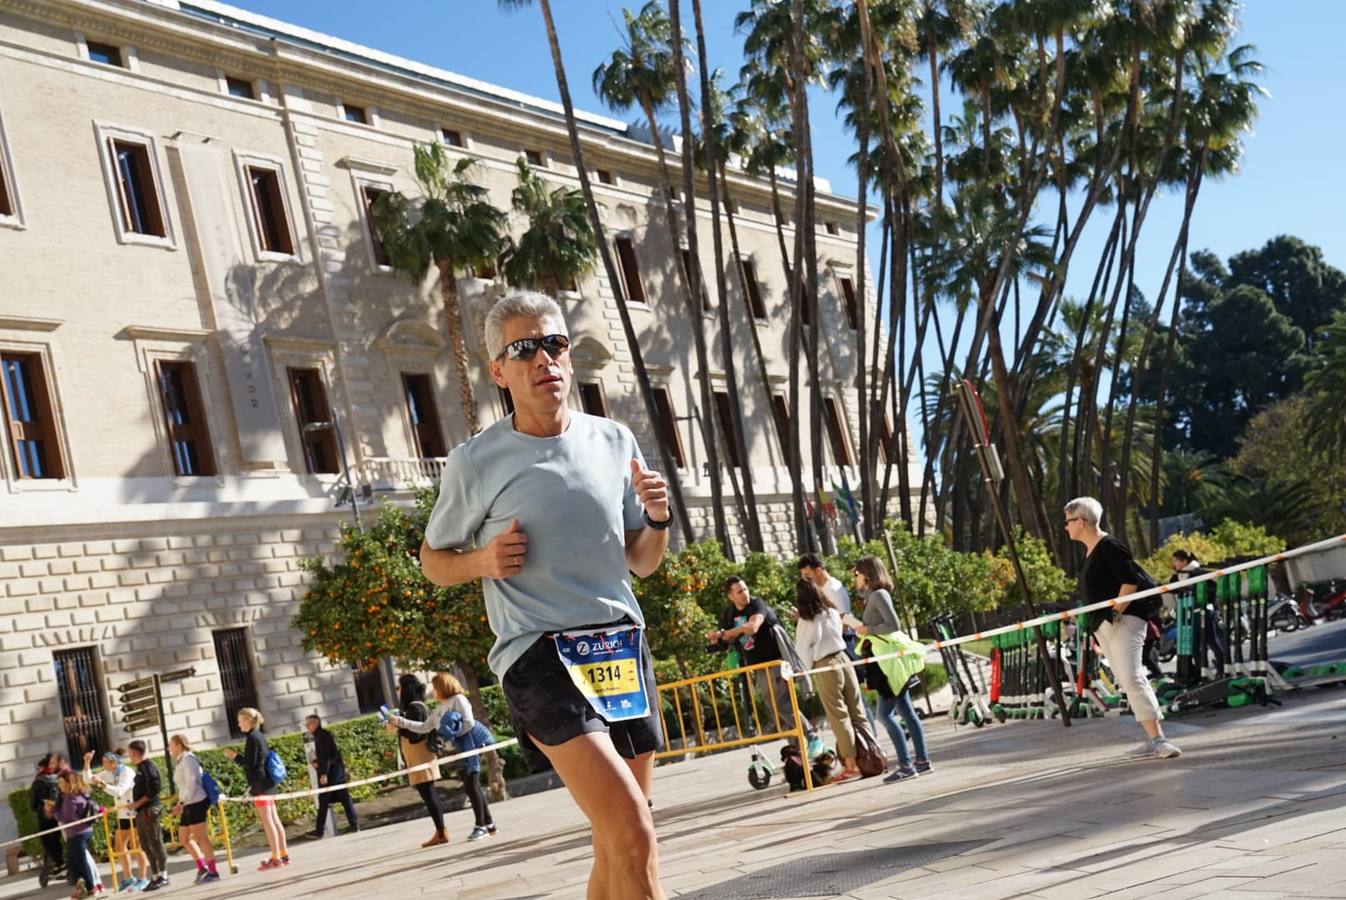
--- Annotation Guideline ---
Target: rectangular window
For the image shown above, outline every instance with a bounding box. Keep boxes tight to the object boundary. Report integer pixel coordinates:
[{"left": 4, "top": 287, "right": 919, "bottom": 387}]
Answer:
[
  {"left": 352, "top": 663, "right": 385, "bottom": 714},
  {"left": 401, "top": 373, "right": 446, "bottom": 458},
  {"left": 838, "top": 276, "right": 858, "bottom": 330},
  {"left": 225, "top": 76, "right": 255, "bottom": 99},
  {"left": 109, "top": 140, "right": 166, "bottom": 237},
  {"left": 651, "top": 387, "right": 685, "bottom": 469},
  {"left": 440, "top": 128, "right": 463, "bottom": 147},
  {"left": 287, "top": 367, "right": 340, "bottom": 474},
  {"left": 474, "top": 260, "right": 498, "bottom": 279},
  {"left": 878, "top": 413, "right": 894, "bottom": 464},
  {"left": 739, "top": 257, "right": 766, "bottom": 320},
  {"left": 680, "top": 249, "right": 710, "bottom": 312},
  {"left": 0, "top": 158, "right": 12, "bottom": 218},
  {"left": 53, "top": 648, "right": 109, "bottom": 763},
  {"left": 499, "top": 386, "right": 515, "bottom": 415},
  {"left": 614, "top": 237, "right": 647, "bottom": 305},
  {"left": 212, "top": 629, "right": 259, "bottom": 739},
  {"left": 360, "top": 185, "right": 390, "bottom": 267},
  {"left": 823, "top": 397, "right": 852, "bottom": 466},
  {"left": 343, "top": 103, "right": 368, "bottom": 124},
  {"left": 524, "top": 148, "right": 543, "bottom": 166},
  {"left": 595, "top": 169, "right": 614, "bottom": 185},
  {"left": 1, "top": 352, "right": 65, "bottom": 479},
  {"left": 578, "top": 382, "right": 607, "bottom": 418},
  {"left": 771, "top": 394, "right": 790, "bottom": 455},
  {"left": 712, "top": 391, "right": 741, "bottom": 468},
  {"left": 245, "top": 166, "right": 294, "bottom": 255},
  {"left": 86, "top": 41, "right": 123, "bottom": 68},
  {"left": 155, "top": 361, "right": 215, "bottom": 476},
  {"left": 825, "top": 221, "right": 840, "bottom": 236}
]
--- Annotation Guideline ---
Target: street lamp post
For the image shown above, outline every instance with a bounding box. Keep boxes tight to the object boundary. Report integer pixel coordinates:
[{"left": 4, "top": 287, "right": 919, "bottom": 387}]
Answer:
[
  {"left": 302, "top": 419, "right": 395, "bottom": 703},
  {"left": 302, "top": 419, "right": 362, "bottom": 530}
]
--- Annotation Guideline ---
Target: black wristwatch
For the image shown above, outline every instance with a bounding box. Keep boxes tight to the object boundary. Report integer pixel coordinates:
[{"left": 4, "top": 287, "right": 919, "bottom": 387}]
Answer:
[{"left": 643, "top": 509, "right": 671, "bottom": 531}]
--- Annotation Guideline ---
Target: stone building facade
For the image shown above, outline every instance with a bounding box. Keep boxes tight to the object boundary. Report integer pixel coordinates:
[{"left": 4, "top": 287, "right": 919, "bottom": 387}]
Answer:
[{"left": 0, "top": 0, "right": 915, "bottom": 839}]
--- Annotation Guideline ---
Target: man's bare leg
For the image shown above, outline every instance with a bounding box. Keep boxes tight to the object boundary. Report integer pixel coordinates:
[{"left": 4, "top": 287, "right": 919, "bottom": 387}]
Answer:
[{"left": 533, "top": 732, "right": 663, "bottom": 900}]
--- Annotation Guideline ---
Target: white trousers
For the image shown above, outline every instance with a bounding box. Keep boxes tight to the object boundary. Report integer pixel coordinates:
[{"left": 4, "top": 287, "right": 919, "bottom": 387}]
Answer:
[{"left": 1095, "top": 615, "right": 1163, "bottom": 722}]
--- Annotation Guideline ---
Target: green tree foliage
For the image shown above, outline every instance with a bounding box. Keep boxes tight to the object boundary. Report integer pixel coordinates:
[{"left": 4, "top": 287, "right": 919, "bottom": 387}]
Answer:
[
  {"left": 1169, "top": 283, "right": 1307, "bottom": 454},
  {"left": 1227, "top": 235, "right": 1346, "bottom": 349},
  {"left": 993, "top": 529, "right": 1076, "bottom": 611},
  {"left": 498, "top": 157, "right": 598, "bottom": 296},
  {"left": 1138, "top": 522, "right": 1284, "bottom": 581},
  {"left": 293, "top": 488, "right": 495, "bottom": 678},
  {"left": 1302, "top": 310, "right": 1346, "bottom": 457}
]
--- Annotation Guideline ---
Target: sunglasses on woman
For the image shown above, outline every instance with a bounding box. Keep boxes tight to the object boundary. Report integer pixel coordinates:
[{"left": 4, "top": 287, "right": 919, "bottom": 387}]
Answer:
[{"left": 497, "top": 333, "right": 571, "bottom": 361}]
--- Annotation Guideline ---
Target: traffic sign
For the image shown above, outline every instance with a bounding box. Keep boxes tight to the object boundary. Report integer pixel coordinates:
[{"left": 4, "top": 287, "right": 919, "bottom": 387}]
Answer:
[
  {"left": 124, "top": 717, "right": 159, "bottom": 734},
  {"left": 116, "top": 676, "right": 154, "bottom": 692}
]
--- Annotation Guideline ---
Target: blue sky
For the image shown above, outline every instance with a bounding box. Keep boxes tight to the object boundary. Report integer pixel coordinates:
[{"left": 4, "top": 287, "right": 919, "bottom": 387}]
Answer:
[{"left": 225, "top": 0, "right": 1346, "bottom": 435}]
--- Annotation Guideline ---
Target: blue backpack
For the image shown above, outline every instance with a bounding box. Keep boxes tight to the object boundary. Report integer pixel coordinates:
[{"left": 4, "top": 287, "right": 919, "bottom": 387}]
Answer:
[
  {"left": 435, "top": 710, "right": 465, "bottom": 745},
  {"left": 264, "top": 750, "right": 287, "bottom": 786},
  {"left": 200, "top": 770, "right": 220, "bottom": 806}
]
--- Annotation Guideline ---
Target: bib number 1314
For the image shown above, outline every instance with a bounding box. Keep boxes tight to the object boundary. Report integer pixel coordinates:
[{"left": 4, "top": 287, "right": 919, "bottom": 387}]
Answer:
[{"left": 553, "top": 625, "right": 650, "bottom": 722}]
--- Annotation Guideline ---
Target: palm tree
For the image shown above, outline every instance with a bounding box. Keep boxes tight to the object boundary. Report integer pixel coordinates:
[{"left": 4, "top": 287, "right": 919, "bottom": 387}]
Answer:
[
  {"left": 498, "top": 158, "right": 597, "bottom": 297},
  {"left": 498, "top": 0, "right": 696, "bottom": 545},
  {"left": 1303, "top": 310, "right": 1346, "bottom": 458},
  {"left": 370, "top": 143, "right": 508, "bottom": 436}
]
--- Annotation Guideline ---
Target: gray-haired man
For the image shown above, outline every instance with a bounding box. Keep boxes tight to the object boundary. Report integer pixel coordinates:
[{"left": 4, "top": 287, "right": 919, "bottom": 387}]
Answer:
[{"left": 420, "top": 290, "right": 670, "bottom": 898}]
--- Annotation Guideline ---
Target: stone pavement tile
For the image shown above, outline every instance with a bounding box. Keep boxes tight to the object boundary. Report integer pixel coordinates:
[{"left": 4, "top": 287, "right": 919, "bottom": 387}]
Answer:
[{"left": 1302, "top": 880, "right": 1346, "bottom": 899}]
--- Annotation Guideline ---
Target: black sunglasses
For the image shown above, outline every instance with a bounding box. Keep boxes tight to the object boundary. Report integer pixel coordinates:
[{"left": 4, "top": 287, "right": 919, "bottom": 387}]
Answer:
[{"left": 497, "top": 333, "right": 571, "bottom": 361}]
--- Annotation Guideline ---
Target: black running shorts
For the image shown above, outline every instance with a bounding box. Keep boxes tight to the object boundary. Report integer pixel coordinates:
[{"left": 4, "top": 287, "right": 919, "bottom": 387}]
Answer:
[
  {"left": 502, "top": 626, "right": 663, "bottom": 773},
  {"left": 178, "top": 798, "right": 210, "bottom": 826}
]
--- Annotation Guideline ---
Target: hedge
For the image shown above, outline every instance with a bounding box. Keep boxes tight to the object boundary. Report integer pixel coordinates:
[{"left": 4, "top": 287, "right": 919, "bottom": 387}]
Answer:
[{"left": 7, "top": 704, "right": 527, "bottom": 862}]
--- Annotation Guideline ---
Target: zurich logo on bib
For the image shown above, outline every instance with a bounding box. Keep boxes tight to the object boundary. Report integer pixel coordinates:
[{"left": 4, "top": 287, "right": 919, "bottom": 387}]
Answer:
[{"left": 553, "top": 625, "right": 650, "bottom": 722}]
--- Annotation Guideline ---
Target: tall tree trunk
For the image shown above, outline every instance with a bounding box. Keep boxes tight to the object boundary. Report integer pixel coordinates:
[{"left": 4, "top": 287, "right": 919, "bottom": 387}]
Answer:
[
  {"left": 437, "top": 263, "right": 480, "bottom": 436},
  {"left": 854, "top": 47, "right": 875, "bottom": 538},
  {"left": 693, "top": 0, "right": 763, "bottom": 552},
  {"left": 531, "top": 0, "right": 693, "bottom": 544},
  {"left": 667, "top": 0, "right": 730, "bottom": 556}
]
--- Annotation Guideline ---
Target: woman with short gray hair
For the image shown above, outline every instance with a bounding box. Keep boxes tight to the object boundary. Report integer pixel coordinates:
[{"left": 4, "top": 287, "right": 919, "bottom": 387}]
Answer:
[{"left": 1064, "top": 497, "right": 1181, "bottom": 760}]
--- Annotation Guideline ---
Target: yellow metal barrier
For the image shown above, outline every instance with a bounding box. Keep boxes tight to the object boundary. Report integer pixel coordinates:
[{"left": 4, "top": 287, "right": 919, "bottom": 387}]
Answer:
[
  {"left": 98, "top": 810, "right": 120, "bottom": 889},
  {"left": 654, "top": 659, "right": 815, "bottom": 792},
  {"left": 211, "top": 801, "right": 238, "bottom": 875}
]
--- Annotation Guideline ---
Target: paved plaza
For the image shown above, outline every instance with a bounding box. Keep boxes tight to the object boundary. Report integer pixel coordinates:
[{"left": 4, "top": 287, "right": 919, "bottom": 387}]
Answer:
[{"left": 4, "top": 679, "right": 1345, "bottom": 899}]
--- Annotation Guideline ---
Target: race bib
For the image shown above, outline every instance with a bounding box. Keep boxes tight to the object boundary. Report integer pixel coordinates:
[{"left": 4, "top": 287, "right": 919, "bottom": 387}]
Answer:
[{"left": 553, "top": 625, "right": 650, "bottom": 722}]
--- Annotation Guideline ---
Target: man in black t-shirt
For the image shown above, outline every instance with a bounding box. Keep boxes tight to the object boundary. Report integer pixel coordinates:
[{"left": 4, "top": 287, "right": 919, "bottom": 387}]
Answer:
[{"left": 707, "top": 576, "right": 818, "bottom": 745}]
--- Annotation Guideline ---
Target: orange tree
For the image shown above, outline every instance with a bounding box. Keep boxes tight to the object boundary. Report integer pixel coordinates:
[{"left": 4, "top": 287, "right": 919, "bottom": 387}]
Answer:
[{"left": 293, "top": 487, "right": 496, "bottom": 695}]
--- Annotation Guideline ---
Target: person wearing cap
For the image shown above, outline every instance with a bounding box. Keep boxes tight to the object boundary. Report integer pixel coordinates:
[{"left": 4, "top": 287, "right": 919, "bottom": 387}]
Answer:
[{"left": 83, "top": 749, "right": 148, "bottom": 891}]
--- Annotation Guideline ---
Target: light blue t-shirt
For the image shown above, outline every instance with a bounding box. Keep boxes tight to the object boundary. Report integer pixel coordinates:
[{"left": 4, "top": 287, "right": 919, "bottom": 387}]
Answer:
[{"left": 424, "top": 411, "right": 648, "bottom": 679}]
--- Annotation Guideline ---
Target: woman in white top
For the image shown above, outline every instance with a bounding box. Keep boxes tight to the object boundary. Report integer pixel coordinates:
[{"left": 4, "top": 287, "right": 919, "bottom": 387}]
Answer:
[
  {"left": 169, "top": 735, "right": 220, "bottom": 884},
  {"left": 793, "top": 579, "right": 867, "bottom": 781},
  {"left": 83, "top": 748, "right": 148, "bottom": 891},
  {"left": 386, "top": 672, "right": 496, "bottom": 843}
]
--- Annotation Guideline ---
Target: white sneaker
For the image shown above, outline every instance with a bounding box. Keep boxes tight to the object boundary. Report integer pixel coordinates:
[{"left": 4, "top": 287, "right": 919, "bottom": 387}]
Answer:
[
  {"left": 1127, "top": 739, "right": 1156, "bottom": 757},
  {"left": 1152, "top": 739, "right": 1182, "bottom": 759},
  {"left": 467, "top": 826, "right": 491, "bottom": 842}
]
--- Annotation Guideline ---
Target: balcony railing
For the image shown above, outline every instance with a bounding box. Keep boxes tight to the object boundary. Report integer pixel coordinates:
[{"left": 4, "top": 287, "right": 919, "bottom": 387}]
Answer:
[{"left": 358, "top": 456, "right": 448, "bottom": 492}]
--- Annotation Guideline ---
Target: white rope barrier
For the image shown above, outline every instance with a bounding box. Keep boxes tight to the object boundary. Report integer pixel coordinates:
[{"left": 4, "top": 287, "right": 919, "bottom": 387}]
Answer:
[
  {"left": 0, "top": 808, "right": 109, "bottom": 850},
  {"left": 216, "top": 738, "right": 519, "bottom": 804},
  {"left": 788, "top": 532, "right": 1346, "bottom": 680},
  {"left": 1, "top": 739, "right": 519, "bottom": 851}
]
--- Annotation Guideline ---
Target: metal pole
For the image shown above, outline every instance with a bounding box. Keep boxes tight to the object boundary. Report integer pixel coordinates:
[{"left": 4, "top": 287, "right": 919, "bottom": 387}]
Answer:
[
  {"left": 331, "top": 418, "right": 362, "bottom": 530},
  {"left": 154, "top": 674, "right": 175, "bottom": 779},
  {"left": 952, "top": 380, "right": 1072, "bottom": 727}
]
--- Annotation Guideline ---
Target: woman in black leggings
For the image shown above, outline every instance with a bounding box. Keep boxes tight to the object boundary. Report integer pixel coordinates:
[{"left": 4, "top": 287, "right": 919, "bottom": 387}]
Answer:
[
  {"left": 388, "top": 673, "right": 497, "bottom": 843},
  {"left": 392, "top": 674, "right": 448, "bottom": 846}
]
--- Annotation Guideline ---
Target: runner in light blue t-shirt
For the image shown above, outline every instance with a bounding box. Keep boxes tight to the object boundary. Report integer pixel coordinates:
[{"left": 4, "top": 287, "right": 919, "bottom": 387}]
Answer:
[{"left": 419, "top": 290, "right": 671, "bottom": 897}]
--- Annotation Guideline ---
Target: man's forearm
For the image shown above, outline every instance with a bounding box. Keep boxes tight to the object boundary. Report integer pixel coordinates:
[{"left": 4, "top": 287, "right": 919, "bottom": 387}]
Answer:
[
  {"left": 625, "top": 526, "right": 670, "bottom": 578},
  {"left": 420, "top": 540, "right": 488, "bottom": 586},
  {"left": 1114, "top": 582, "right": 1139, "bottom": 614}
]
